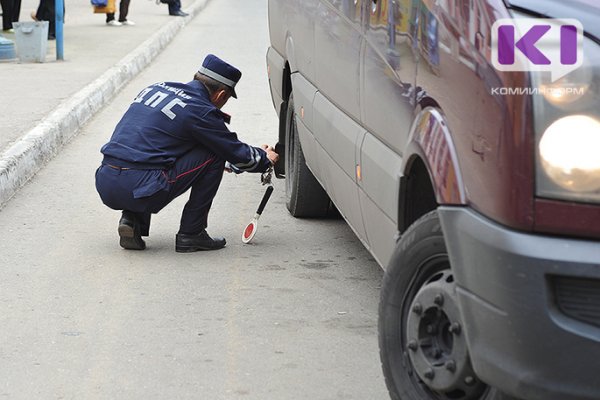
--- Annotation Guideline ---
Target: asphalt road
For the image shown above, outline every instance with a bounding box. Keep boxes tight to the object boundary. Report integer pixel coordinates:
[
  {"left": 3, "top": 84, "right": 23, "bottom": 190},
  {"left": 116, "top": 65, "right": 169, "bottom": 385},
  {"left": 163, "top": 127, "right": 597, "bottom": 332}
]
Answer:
[{"left": 0, "top": 0, "right": 388, "bottom": 399}]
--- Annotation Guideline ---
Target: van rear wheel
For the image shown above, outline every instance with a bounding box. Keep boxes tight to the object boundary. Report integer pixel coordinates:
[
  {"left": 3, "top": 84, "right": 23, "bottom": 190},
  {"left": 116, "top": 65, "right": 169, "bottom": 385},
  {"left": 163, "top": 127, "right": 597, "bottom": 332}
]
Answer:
[
  {"left": 378, "top": 210, "right": 519, "bottom": 400},
  {"left": 284, "top": 94, "right": 330, "bottom": 217}
]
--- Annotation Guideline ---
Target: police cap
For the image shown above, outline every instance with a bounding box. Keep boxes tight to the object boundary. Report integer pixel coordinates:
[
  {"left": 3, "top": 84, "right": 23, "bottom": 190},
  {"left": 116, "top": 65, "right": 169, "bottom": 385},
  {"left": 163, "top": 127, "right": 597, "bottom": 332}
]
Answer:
[{"left": 198, "top": 54, "right": 242, "bottom": 98}]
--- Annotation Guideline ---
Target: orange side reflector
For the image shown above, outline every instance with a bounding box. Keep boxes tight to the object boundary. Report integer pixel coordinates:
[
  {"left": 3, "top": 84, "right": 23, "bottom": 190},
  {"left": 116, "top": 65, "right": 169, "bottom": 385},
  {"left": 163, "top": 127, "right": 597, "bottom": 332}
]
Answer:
[
  {"left": 356, "top": 164, "right": 362, "bottom": 181},
  {"left": 300, "top": 106, "right": 304, "bottom": 119}
]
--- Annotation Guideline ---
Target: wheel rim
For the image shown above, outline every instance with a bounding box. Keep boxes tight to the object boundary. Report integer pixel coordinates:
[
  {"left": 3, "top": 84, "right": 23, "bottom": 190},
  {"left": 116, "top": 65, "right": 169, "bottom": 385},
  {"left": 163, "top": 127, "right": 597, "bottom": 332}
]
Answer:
[{"left": 403, "top": 259, "right": 486, "bottom": 400}]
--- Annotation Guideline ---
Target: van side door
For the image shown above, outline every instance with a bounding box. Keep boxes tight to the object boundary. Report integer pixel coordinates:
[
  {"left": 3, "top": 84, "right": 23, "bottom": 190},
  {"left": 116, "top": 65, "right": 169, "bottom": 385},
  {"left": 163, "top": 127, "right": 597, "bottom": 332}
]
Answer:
[
  {"left": 312, "top": 0, "right": 370, "bottom": 244},
  {"left": 359, "top": 0, "right": 418, "bottom": 266}
]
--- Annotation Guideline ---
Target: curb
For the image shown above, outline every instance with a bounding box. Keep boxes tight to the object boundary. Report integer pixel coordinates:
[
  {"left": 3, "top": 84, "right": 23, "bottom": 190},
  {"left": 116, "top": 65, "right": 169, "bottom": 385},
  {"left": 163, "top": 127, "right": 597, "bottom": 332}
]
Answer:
[{"left": 0, "top": 0, "right": 210, "bottom": 209}]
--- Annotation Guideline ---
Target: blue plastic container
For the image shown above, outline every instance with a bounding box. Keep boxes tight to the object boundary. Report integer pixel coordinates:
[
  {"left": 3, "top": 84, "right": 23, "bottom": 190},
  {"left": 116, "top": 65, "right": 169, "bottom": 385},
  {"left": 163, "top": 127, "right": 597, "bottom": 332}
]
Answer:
[{"left": 0, "top": 36, "right": 16, "bottom": 61}]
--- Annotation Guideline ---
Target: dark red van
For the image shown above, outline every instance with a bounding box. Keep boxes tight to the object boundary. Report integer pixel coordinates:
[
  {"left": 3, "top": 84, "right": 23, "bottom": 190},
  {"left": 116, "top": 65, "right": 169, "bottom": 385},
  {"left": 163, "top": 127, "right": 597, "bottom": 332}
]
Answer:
[{"left": 267, "top": 0, "right": 600, "bottom": 399}]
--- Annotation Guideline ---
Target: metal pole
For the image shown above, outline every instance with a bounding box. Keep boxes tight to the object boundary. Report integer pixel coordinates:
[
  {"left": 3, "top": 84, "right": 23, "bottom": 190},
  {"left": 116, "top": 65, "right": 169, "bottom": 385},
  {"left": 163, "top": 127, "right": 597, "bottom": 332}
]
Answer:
[{"left": 55, "top": 0, "right": 64, "bottom": 60}]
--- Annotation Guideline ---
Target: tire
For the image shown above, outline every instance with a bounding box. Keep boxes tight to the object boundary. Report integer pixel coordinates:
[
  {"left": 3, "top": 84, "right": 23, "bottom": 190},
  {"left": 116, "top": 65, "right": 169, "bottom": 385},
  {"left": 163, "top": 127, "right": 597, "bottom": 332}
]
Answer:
[
  {"left": 284, "top": 94, "right": 330, "bottom": 217},
  {"left": 378, "top": 210, "right": 519, "bottom": 400}
]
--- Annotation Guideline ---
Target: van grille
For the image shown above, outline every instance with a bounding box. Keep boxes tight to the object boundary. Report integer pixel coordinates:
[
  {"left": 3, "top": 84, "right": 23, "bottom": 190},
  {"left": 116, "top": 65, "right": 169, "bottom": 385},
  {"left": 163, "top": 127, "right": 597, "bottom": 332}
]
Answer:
[{"left": 553, "top": 277, "right": 600, "bottom": 328}]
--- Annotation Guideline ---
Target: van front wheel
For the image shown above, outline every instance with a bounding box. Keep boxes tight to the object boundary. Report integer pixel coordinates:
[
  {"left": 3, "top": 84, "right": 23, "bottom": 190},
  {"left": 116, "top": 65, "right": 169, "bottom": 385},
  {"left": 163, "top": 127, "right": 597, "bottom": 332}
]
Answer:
[{"left": 378, "top": 210, "right": 518, "bottom": 400}]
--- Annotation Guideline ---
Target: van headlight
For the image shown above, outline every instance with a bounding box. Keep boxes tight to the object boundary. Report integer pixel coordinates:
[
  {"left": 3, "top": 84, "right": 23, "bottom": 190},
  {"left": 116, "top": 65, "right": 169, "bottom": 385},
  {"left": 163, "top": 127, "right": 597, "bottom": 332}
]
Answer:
[
  {"left": 534, "top": 37, "right": 600, "bottom": 203},
  {"left": 539, "top": 115, "right": 600, "bottom": 192}
]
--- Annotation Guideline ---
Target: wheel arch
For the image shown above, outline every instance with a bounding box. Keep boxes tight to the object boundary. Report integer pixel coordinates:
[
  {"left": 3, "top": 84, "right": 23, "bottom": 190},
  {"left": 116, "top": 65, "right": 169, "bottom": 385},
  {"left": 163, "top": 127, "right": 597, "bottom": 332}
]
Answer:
[{"left": 399, "top": 107, "right": 466, "bottom": 233}]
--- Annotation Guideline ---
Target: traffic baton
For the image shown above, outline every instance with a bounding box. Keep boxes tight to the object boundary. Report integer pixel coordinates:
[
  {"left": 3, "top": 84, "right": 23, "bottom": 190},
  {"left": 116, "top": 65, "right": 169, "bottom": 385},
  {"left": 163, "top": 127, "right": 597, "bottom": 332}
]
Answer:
[{"left": 242, "top": 185, "right": 274, "bottom": 244}]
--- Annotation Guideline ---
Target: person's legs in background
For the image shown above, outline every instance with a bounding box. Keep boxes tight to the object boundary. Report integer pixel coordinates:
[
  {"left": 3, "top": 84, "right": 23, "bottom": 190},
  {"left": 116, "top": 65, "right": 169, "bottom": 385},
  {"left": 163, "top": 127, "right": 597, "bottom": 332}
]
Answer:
[
  {"left": 1, "top": 0, "right": 18, "bottom": 31},
  {"left": 32, "top": 0, "right": 59, "bottom": 39},
  {"left": 167, "top": 0, "right": 187, "bottom": 17},
  {"left": 1, "top": 0, "right": 13, "bottom": 31},
  {"left": 118, "top": 0, "right": 134, "bottom": 25},
  {"left": 11, "top": 0, "right": 20, "bottom": 28},
  {"left": 106, "top": 0, "right": 133, "bottom": 26},
  {"left": 106, "top": 10, "right": 119, "bottom": 25}
]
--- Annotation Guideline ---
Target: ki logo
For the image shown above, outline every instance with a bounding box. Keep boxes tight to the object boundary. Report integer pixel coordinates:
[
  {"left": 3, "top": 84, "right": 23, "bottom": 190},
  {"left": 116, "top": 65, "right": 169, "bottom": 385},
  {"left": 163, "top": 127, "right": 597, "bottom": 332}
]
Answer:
[{"left": 492, "top": 19, "right": 584, "bottom": 82}]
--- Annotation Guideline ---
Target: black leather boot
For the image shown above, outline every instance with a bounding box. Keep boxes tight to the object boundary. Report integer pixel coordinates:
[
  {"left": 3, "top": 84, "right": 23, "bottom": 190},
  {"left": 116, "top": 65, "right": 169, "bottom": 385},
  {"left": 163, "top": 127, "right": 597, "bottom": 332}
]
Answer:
[
  {"left": 176, "top": 230, "right": 226, "bottom": 252},
  {"left": 118, "top": 211, "right": 146, "bottom": 250}
]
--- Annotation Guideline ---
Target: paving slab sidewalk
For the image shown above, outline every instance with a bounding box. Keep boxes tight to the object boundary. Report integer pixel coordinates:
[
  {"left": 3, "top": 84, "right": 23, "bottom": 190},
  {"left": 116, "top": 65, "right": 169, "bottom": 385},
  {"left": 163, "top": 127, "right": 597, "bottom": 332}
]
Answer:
[{"left": 0, "top": 0, "right": 211, "bottom": 208}]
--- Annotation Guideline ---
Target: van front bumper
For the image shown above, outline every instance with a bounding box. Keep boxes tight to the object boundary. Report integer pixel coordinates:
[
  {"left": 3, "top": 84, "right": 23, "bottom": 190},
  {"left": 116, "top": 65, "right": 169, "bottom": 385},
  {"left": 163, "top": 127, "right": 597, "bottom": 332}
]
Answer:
[{"left": 438, "top": 207, "right": 600, "bottom": 400}]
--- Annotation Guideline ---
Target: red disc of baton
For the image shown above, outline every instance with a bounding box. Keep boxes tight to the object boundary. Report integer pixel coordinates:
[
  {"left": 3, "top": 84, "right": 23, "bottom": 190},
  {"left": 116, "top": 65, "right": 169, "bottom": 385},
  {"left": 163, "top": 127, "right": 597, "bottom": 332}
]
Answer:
[{"left": 243, "top": 222, "right": 255, "bottom": 241}]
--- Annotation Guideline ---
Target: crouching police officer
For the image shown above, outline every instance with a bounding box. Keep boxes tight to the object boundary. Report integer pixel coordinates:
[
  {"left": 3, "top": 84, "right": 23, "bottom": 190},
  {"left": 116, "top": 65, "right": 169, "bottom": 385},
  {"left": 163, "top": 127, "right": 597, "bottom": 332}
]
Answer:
[{"left": 95, "top": 54, "right": 279, "bottom": 252}]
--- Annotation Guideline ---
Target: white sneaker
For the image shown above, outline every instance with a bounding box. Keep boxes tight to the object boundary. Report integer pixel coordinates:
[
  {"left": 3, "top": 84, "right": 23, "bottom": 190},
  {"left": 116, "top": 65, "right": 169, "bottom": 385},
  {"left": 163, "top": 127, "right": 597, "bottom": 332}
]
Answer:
[
  {"left": 106, "top": 20, "right": 122, "bottom": 26},
  {"left": 121, "top": 20, "right": 135, "bottom": 26}
]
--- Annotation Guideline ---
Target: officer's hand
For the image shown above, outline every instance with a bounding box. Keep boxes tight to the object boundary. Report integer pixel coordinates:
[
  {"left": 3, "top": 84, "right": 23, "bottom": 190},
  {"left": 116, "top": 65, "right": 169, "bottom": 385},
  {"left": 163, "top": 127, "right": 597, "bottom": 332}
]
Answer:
[
  {"left": 267, "top": 150, "right": 279, "bottom": 165},
  {"left": 262, "top": 144, "right": 279, "bottom": 165}
]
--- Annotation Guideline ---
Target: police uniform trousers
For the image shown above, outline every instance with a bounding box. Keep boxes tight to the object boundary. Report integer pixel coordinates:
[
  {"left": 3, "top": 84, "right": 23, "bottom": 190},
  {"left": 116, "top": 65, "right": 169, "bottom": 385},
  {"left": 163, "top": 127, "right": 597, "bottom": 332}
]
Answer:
[{"left": 95, "top": 146, "right": 224, "bottom": 236}]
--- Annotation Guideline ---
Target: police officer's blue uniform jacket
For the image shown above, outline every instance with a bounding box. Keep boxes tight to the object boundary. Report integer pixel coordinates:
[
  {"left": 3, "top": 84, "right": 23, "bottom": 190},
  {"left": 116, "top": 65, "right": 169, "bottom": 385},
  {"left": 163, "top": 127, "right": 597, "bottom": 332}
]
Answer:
[
  {"left": 96, "top": 54, "right": 271, "bottom": 242},
  {"left": 101, "top": 80, "right": 270, "bottom": 173},
  {"left": 97, "top": 78, "right": 272, "bottom": 235}
]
